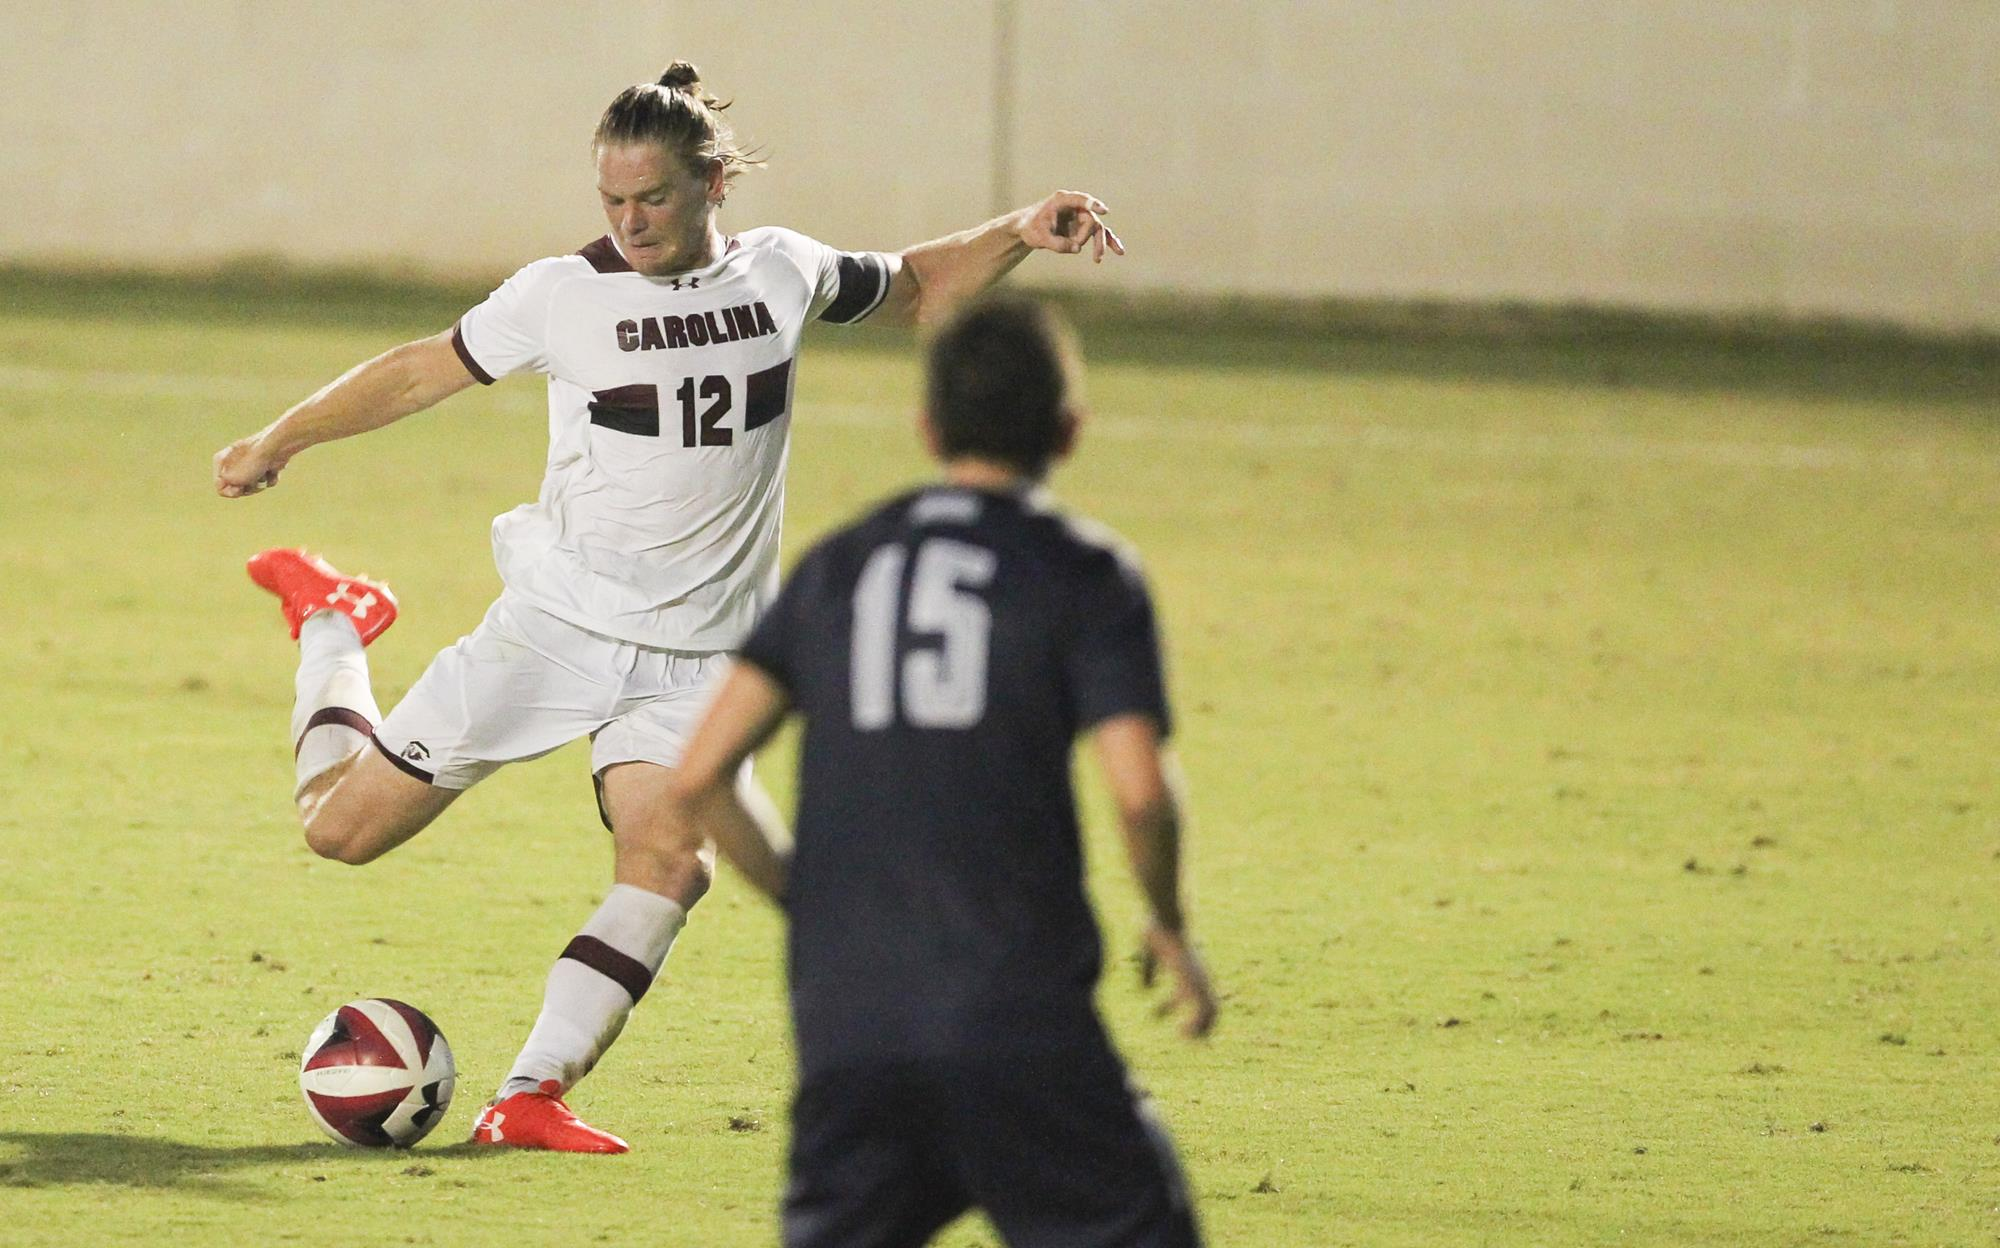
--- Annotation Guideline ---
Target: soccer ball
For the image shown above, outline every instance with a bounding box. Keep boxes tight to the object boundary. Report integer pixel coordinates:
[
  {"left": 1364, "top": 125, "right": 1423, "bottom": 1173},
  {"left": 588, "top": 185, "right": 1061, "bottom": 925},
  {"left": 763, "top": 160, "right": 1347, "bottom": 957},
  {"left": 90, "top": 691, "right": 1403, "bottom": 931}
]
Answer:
[{"left": 298, "top": 998, "right": 455, "bottom": 1148}]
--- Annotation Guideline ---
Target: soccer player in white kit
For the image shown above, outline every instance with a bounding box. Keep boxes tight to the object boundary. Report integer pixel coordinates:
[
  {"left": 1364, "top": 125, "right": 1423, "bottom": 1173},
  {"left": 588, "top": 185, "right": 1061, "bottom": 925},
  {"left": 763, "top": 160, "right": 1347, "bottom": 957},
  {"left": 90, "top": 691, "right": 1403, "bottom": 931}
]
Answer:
[{"left": 211, "top": 61, "right": 1124, "bottom": 1152}]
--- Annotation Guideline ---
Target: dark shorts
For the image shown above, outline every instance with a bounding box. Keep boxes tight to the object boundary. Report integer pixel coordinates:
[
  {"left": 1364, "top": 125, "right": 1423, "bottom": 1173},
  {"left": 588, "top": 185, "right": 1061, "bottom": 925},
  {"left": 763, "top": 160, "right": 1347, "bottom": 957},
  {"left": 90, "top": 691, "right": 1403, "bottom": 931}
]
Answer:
[{"left": 782, "top": 1027, "right": 1201, "bottom": 1248}]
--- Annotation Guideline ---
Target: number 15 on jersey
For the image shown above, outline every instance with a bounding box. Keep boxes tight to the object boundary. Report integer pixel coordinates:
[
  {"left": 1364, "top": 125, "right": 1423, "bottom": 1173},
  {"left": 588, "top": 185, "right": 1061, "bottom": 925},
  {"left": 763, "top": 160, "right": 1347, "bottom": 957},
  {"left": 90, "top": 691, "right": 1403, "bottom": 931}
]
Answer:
[{"left": 851, "top": 539, "right": 997, "bottom": 731}]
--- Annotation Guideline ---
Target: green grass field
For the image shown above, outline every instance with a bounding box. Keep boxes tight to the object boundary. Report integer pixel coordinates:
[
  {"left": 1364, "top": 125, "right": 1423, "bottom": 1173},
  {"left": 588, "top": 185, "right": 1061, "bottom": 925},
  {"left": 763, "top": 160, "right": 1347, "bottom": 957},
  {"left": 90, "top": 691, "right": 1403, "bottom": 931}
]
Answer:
[{"left": 2, "top": 272, "right": 1997, "bottom": 1246}]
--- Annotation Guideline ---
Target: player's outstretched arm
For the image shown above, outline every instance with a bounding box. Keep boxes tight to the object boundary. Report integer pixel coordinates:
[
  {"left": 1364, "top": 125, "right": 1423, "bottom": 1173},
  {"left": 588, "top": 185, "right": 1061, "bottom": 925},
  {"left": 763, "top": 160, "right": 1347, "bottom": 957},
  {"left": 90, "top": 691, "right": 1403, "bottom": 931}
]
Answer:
[
  {"left": 662, "top": 662, "right": 796, "bottom": 906},
  {"left": 872, "top": 190, "right": 1125, "bottom": 327},
  {"left": 212, "top": 330, "right": 478, "bottom": 498},
  {"left": 1092, "top": 713, "right": 1218, "bottom": 1039}
]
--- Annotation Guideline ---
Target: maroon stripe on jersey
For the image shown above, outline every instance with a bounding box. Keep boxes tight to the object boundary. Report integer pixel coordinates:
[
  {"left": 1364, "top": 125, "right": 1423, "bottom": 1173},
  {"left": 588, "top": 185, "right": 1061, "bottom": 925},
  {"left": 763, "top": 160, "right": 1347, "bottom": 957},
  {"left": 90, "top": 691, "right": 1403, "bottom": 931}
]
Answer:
[
  {"left": 294, "top": 706, "right": 375, "bottom": 757},
  {"left": 372, "top": 734, "right": 436, "bottom": 784},
  {"left": 308, "top": 1088, "right": 406, "bottom": 1147},
  {"left": 450, "top": 322, "right": 496, "bottom": 385},
  {"left": 744, "top": 357, "right": 795, "bottom": 431},
  {"left": 561, "top": 935, "right": 654, "bottom": 1004},
  {"left": 820, "top": 252, "right": 890, "bottom": 324},
  {"left": 578, "top": 235, "right": 634, "bottom": 274},
  {"left": 588, "top": 383, "right": 661, "bottom": 437},
  {"left": 304, "top": 1004, "right": 406, "bottom": 1071},
  {"left": 381, "top": 999, "right": 437, "bottom": 1067}
]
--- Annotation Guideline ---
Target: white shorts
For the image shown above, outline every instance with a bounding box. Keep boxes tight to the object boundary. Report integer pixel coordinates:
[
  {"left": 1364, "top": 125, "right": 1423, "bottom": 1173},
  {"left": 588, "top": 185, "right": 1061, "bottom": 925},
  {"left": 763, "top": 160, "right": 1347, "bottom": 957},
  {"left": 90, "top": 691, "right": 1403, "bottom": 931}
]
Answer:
[{"left": 373, "top": 593, "right": 731, "bottom": 792}]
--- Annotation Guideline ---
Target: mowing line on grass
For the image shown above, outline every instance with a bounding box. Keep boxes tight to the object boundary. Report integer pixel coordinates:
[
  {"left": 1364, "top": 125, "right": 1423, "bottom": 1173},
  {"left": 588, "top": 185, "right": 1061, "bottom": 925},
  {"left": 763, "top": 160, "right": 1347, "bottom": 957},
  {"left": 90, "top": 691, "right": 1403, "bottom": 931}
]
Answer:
[{"left": 0, "top": 362, "right": 1987, "bottom": 474}]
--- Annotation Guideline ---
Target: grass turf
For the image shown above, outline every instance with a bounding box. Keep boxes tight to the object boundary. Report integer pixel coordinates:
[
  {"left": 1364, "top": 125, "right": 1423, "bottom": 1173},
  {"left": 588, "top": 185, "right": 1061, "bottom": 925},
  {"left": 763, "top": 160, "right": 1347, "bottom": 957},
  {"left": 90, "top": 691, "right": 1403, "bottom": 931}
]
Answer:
[{"left": 0, "top": 273, "right": 1997, "bottom": 1245}]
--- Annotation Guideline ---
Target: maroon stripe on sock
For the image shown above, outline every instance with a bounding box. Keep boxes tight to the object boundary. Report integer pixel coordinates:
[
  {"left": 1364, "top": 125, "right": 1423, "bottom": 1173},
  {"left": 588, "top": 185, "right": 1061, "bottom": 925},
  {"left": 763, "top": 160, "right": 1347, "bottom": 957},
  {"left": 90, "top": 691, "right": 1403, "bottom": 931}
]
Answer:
[
  {"left": 372, "top": 734, "right": 436, "bottom": 784},
  {"left": 294, "top": 706, "right": 376, "bottom": 757},
  {"left": 561, "top": 934, "right": 654, "bottom": 1004}
]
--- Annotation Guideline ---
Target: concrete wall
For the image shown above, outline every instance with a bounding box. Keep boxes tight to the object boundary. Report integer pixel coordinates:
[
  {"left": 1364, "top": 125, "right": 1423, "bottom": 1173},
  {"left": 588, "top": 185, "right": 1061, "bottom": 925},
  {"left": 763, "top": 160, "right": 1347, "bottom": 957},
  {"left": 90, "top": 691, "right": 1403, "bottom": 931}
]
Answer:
[{"left": 3, "top": 1, "right": 1995, "bottom": 331}]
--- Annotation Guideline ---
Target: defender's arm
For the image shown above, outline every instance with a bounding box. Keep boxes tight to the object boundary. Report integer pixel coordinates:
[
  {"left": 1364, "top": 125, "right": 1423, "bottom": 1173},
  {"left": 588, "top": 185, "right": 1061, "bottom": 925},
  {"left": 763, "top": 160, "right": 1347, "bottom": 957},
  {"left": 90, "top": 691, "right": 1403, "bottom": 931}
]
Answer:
[
  {"left": 871, "top": 190, "right": 1124, "bottom": 328},
  {"left": 1092, "top": 712, "right": 1218, "bottom": 1038},
  {"left": 213, "top": 330, "right": 478, "bottom": 498},
  {"left": 662, "top": 662, "right": 796, "bottom": 905}
]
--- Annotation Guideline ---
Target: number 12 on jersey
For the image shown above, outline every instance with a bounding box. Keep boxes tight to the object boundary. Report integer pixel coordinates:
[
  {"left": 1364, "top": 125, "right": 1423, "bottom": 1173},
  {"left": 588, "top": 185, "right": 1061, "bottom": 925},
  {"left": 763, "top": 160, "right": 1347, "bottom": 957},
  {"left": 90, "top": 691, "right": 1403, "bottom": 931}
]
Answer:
[
  {"left": 587, "top": 359, "right": 794, "bottom": 447},
  {"left": 675, "top": 376, "right": 730, "bottom": 446},
  {"left": 851, "top": 539, "right": 997, "bottom": 730}
]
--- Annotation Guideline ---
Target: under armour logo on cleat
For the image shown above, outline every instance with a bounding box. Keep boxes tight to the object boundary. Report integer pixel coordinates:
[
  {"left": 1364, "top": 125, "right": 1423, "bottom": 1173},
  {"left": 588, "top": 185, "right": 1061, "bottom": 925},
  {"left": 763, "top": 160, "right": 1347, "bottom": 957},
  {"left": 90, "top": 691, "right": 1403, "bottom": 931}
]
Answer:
[
  {"left": 485, "top": 1110, "right": 505, "bottom": 1142},
  {"left": 326, "top": 583, "right": 378, "bottom": 618}
]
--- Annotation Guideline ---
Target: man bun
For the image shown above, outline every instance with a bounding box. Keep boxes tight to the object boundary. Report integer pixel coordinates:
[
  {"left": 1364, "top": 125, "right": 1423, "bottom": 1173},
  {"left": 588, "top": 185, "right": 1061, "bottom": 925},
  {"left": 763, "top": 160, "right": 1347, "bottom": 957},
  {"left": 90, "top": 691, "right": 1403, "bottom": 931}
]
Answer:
[
  {"left": 597, "top": 60, "right": 759, "bottom": 177},
  {"left": 656, "top": 60, "right": 728, "bottom": 110}
]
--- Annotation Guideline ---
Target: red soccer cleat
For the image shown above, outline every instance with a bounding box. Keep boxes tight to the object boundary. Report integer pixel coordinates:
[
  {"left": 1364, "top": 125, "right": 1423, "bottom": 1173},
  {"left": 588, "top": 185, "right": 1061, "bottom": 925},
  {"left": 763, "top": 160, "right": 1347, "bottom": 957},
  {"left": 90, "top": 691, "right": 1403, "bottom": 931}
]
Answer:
[
  {"left": 246, "top": 548, "right": 399, "bottom": 645},
  {"left": 468, "top": 1081, "right": 630, "bottom": 1154}
]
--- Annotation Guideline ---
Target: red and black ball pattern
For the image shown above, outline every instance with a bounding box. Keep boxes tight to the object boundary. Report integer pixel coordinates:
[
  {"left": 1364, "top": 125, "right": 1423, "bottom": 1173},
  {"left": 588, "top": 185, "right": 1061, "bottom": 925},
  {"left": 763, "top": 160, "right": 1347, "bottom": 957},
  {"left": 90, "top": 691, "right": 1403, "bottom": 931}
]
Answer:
[{"left": 298, "top": 998, "right": 455, "bottom": 1148}]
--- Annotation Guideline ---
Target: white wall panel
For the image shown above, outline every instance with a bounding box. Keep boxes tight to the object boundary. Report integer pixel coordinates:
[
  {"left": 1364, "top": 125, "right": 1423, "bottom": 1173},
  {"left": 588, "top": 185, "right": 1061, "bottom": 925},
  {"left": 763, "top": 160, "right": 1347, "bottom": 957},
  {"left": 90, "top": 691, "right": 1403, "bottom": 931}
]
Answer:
[{"left": 1, "top": 1, "right": 1993, "bottom": 330}]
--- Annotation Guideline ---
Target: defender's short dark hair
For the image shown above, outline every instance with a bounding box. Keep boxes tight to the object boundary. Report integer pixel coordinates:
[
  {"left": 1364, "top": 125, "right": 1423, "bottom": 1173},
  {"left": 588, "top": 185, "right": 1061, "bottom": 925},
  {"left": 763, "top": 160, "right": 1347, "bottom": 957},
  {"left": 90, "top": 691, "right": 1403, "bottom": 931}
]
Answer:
[{"left": 925, "top": 296, "right": 1076, "bottom": 475}]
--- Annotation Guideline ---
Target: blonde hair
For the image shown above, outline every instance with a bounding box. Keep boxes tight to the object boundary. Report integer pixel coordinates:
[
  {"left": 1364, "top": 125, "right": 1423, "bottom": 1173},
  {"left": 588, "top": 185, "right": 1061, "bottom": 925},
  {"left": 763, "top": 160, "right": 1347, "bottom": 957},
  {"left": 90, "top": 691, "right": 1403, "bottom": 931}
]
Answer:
[{"left": 594, "top": 61, "right": 763, "bottom": 182}]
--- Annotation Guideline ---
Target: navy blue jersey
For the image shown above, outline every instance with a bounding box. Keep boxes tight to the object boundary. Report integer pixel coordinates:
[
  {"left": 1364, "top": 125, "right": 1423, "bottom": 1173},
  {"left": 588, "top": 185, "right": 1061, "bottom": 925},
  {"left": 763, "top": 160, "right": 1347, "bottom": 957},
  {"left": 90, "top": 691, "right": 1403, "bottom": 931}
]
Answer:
[{"left": 738, "top": 483, "right": 1171, "bottom": 1074}]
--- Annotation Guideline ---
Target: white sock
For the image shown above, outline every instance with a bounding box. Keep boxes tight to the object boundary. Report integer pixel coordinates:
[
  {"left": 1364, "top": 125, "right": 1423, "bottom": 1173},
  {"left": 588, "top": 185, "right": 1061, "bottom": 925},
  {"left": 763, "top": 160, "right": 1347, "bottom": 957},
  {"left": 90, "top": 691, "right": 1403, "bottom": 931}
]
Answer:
[
  {"left": 291, "top": 611, "right": 380, "bottom": 797},
  {"left": 501, "top": 883, "right": 689, "bottom": 1098}
]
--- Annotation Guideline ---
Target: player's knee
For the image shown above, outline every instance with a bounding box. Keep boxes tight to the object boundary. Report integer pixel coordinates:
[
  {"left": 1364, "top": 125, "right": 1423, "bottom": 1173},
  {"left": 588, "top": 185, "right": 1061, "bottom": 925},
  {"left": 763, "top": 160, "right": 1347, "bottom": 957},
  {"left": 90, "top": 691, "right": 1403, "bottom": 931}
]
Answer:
[
  {"left": 303, "top": 814, "right": 386, "bottom": 866},
  {"left": 616, "top": 814, "right": 712, "bottom": 904},
  {"left": 651, "top": 836, "right": 715, "bottom": 904},
  {"left": 672, "top": 846, "right": 714, "bottom": 906}
]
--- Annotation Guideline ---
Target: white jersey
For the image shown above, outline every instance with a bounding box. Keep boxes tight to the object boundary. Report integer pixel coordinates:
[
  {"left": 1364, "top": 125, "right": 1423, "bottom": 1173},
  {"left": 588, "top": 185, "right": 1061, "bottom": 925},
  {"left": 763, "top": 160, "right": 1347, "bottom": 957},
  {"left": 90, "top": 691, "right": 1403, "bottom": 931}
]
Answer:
[{"left": 451, "top": 227, "right": 893, "bottom": 650}]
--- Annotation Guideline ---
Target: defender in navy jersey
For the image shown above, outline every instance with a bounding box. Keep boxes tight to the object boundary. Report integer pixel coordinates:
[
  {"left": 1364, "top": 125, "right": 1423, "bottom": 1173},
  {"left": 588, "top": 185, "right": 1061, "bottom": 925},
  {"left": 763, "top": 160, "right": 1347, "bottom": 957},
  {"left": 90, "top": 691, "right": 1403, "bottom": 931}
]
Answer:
[
  {"left": 668, "top": 297, "right": 1216, "bottom": 1248},
  {"left": 212, "top": 62, "right": 1128, "bottom": 1153}
]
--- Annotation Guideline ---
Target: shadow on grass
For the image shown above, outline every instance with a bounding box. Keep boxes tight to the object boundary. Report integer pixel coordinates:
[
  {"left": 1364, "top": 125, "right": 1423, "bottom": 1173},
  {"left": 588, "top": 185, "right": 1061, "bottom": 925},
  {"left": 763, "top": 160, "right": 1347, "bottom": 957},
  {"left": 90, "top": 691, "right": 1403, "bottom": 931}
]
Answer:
[{"left": 0, "top": 1131, "right": 500, "bottom": 1200}]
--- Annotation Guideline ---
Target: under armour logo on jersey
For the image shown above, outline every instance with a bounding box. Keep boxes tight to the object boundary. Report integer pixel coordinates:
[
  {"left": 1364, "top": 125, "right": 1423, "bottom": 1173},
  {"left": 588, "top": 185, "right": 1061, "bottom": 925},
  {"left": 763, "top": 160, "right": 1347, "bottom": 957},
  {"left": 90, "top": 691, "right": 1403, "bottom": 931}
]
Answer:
[
  {"left": 402, "top": 741, "right": 431, "bottom": 762},
  {"left": 325, "top": 583, "right": 378, "bottom": 618},
  {"left": 668, "top": 276, "right": 699, "bottom": 290}
]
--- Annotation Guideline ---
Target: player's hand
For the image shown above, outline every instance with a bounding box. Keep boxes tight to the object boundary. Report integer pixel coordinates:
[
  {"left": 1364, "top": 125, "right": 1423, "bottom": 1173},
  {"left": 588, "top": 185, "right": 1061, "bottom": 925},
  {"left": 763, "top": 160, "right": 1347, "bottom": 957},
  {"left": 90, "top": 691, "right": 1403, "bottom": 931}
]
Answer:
[
  {"left": 213, "top": 434, "right": 288, "bottom": 498},
  {"left": 1020, "top": 191, "right": 1125, "bottom": 263},
  {"left": 1139, "top": 922, "right": 1218, "bottom": 1039}
]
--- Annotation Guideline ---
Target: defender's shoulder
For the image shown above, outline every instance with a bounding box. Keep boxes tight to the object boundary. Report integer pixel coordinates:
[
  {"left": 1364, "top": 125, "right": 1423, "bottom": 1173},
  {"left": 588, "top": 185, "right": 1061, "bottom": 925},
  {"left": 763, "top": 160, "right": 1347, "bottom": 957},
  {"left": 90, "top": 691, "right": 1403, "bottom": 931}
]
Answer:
[
  {"left": 1020, "top": 494, "right": 1149, "bottom": 586},
  {"left": 794, "top": 490, "right": 927, "bottom": 578},
  {"left": 841, "top": 490, "right": 929, "bottom": 550}
]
